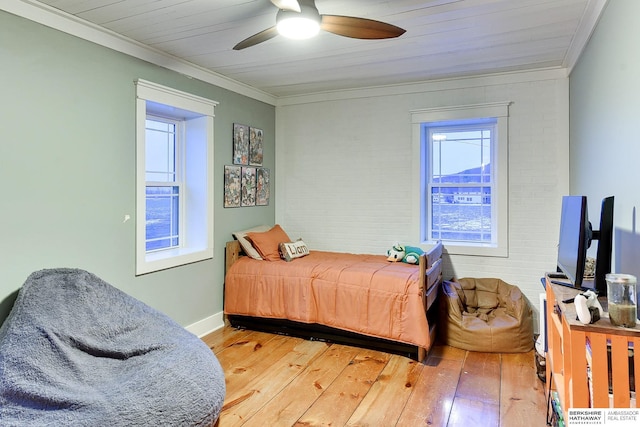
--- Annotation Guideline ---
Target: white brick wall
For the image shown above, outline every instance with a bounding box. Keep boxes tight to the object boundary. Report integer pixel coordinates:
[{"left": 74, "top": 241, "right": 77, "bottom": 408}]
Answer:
[{"left": 275, "top": 69, "right": 570, "bottom": 331}]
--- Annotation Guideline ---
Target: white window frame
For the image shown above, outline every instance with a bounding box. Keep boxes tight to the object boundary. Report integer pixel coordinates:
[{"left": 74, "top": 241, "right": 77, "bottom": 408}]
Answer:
[
  {"left": 411, "top": 102, "right": 510, "bottom": 257},
  {"left": 135, "top": 79, "right": 217, "bottom": 275}
]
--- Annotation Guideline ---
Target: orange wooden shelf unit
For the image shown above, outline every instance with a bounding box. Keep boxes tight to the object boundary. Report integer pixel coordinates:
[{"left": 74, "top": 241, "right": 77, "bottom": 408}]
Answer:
[{"left": 546, "top": 276, "right": 640, "bottom": 420}]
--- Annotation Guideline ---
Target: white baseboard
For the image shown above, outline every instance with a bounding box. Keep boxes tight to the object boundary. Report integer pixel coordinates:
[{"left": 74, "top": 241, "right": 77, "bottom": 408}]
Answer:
[{"left": 186, "top": 311, "right": 225, "bottom": 338}]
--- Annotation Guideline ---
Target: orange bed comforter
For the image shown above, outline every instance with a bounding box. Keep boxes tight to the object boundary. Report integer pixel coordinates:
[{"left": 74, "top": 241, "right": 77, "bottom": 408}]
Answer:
[{"left": 224, "top": 251, "right": 431, "bottom": 349}]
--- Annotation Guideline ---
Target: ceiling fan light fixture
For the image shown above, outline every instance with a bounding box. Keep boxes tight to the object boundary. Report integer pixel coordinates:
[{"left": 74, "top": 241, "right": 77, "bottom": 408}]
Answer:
[
  {"left": 276, "top": 8, "right": 320, "bottom": 40},
  {"left": 234, "top": 0, "right": 406, "bottom": 50}
]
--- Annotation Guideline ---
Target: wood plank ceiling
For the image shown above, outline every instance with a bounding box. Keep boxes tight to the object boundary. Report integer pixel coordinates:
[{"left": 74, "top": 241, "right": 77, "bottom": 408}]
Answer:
[{"left": 31, "top": 0, "right": 606, "bottom": 97}]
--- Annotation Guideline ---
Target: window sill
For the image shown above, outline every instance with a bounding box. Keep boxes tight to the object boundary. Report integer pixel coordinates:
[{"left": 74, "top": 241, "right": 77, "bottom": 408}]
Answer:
[
  {"left": 426, "top": 240, "right": 508, "bottom": 258},
  {"left": 136, "top": 246, "right": 213, "bottom": 275}
]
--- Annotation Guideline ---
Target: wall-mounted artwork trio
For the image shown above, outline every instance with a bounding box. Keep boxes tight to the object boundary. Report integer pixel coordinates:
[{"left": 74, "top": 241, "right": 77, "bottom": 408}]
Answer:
[{"left": 225, "top": 123, "right": 269, "bottom": 208}]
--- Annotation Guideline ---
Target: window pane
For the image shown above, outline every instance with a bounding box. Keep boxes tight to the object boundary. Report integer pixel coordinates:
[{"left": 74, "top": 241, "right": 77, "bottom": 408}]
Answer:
[
  {"left": 145, "top": 186, "right": 179, "bottom": 251},
  {"left": 430, "top": 195, "right": 492, "bottom": 243},
  {"left": 145, "top": 119, "right": 176, "bottom": 182},
  {"left": 431, "top": 129, "right": 490, "bottom": 179},
  {"left": 146, "top": 120, "right": 171, "bottom": 131}
]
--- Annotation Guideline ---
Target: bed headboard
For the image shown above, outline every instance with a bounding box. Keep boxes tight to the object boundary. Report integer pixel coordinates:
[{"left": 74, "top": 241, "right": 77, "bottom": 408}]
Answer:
[
  {"left": 420, "top": 241, "right": 443, "bottom": 287},
  {"left": 420, "top": 241, "right": 443, "bottom": 311},
  {"left": 225, "top": 240, "right": 242, "bottom": 274}
]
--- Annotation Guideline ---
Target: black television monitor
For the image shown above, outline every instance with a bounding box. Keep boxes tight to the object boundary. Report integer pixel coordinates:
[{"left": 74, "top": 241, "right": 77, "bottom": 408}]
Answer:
[
  {"left": 592, "top": 196, "right": 614, "bottom": 295},
  {"left": 555, "top": 195, "right": 614, "bottom": 294},
  {"left": 556, "top": 195, "right": 591, "bottom": 290}
]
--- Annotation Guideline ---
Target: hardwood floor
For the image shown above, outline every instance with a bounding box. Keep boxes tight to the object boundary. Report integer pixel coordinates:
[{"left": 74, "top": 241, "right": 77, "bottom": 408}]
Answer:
[{"left": 203, "top": 326, "right": 547, "bottom": 426}]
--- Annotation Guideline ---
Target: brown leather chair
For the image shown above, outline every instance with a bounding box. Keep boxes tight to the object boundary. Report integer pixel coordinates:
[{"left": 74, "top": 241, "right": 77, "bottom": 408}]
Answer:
[{"left": 439, "top": 278, "right": 533, "bottom": 352}]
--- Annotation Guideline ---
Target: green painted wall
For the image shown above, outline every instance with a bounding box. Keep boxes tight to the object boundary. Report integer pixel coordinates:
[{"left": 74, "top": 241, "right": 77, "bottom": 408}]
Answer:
[
  {"left": 0, "top": 10, "right": 275, "bottom": 326},
  {"left": 569, "top": 0, "right": 640, "bottom": 278}
]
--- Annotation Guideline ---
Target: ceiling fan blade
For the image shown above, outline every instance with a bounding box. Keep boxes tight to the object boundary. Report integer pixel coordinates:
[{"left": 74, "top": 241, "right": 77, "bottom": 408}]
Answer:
[
  {"left": 233, "top": 26, "right": 279, "bottom": 50},
  {"left": 320, "top": 15, "right": 406, "bottom": 39},
  {"left": 270, "top": 0, "right": 301, "bottom": 12}
]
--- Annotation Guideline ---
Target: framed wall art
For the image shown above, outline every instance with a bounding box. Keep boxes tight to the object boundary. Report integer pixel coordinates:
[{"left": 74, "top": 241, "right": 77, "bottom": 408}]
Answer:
[
  {"left": 241, "top": 166, "right": 256, "bottom": 207},
  {"left": 223, "top": 165, "right": 241, "bottom": 208},
  {"left": 249, "top": 127, "right": 263, "bottom": 166},
  {"left": 233, "top": 123, "right": 249, "bottom": 165},
  {"left": 256, "top": 167, "right": 270, "bottom": 206}
]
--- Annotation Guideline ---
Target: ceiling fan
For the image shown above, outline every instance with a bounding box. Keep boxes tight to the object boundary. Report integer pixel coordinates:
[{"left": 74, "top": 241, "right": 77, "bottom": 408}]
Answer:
[{"left": 233, "top": 0, "right": 406, "bottom": 50}]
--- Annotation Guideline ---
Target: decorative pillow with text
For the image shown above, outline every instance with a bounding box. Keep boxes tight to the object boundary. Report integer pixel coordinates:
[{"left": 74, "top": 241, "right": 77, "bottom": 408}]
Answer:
[{"left": 279, "top": 240, "right": 310, "bottom": 262}]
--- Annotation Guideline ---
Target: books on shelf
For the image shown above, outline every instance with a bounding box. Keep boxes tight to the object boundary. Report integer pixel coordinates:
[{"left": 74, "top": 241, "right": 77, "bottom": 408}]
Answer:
[{"left": 551, "top": 390, "right": 565, "bottom": 427}]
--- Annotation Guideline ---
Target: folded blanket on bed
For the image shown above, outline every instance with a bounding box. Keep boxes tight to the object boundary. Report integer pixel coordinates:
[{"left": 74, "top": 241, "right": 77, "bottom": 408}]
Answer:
[{"left": 0, "top": 268, "right": 225, "bottom": 426}]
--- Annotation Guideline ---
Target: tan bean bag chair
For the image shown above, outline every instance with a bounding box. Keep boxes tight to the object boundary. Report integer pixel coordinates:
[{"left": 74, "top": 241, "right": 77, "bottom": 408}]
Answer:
[{"left": 439, "top": 278, "right": 533, "bottom": 352}]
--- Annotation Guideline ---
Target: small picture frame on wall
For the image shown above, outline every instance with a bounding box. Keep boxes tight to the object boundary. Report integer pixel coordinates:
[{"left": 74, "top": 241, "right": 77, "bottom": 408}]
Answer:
[
  {"left": 249, "top": 127, "right": 264, "bottom": 166},
  {"left": 223, "top": 165, "right": 241, "bottom": 208},
  {"left": 256, "top": 167, "right": 270, "bottom": 206},
  {"left": 241, "top": 166, "right": 256, "bottom": 207},
  {"left": 233, "top": 123, "right": 249, "bottom": 165}
]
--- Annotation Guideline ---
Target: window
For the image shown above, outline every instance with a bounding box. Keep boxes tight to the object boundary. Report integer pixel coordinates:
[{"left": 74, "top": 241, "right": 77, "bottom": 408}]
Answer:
[
  {"left": 428, "top": 120, "right": 495, "bottom": 244},
  {"left": 145, "top": 116, "right": 181, "bottom": 252},
  {"left": 135, "top": 79, "right": 217, "bottom": 275},
  {"left": 411, "top": 103, "right": 510, "bottom": 257}
]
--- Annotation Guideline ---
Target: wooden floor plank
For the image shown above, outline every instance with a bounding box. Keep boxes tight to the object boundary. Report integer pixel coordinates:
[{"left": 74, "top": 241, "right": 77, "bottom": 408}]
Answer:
[
  {"left": 241, "top": 344, "right": 361, "bottom": 427},
  {"left": 448, "top": 352, "right": 501, "bottom": 426},
  {"left": 205, "top": 326, "right": 548, "bottom": 426},
  {"left": 448, "top": 397, "right": 499, "bottom": 427},
  {"left": 395, "top": 357, "right": 463, "bottom": 427},
  {"left": 428, "top": 343, "right": 467, "bottom": 362},
  {"left": 499, "top": 351, "right": 548, "bottom": 427},
  {"left": 345, "top": 355, "right": 423, "bottom": 426},
  {"left": 219, "top": 333, "right": 304, "bottom": 407},
  {"left": 214, "top": 330, "right": 287, "bottom": 367},
  {"left": 201, "top": 325, "right": 247, "bottom": 351},
  {"left": 455, "top": 352, "right": 501, "bottom": 404},
  {"left": 294, "top": 349, "right": 391, "bottom": 427},
  {"left": 221, "top": 339, "right": 329, "bottom": 427}
]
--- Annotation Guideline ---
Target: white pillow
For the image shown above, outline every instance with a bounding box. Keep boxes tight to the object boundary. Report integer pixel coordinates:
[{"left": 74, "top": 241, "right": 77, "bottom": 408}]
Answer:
[{"left": 232, "top": 225, "right": 271, "bottom": 260}]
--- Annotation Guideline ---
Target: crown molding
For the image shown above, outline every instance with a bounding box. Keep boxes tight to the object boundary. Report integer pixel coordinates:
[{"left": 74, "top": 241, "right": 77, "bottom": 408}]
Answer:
[
  {"left": 564, "top": 0, "right": 609, "bottom": 73},
  {"left": 276, "top": 67, "right": 568, "bottom": 107}
]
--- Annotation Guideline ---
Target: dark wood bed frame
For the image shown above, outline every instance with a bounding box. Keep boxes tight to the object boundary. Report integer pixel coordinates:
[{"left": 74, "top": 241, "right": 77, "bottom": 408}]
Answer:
[{"left": 224, "top": 240, "right": 443, "bottom": 361}]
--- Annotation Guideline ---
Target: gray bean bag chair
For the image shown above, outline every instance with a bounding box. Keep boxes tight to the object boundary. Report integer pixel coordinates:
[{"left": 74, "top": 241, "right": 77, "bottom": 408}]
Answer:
[{"left": 0, "top": 268, "right": 225, "bottom": 426}]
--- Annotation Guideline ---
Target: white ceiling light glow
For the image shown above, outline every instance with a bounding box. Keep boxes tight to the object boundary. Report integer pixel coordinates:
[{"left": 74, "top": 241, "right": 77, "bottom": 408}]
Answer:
[
  {"left": 276, "top": 5, "right": 321, "bottom": 40},
  {"left": 277, "top": 16, "right": 320, "bottom": 39}
]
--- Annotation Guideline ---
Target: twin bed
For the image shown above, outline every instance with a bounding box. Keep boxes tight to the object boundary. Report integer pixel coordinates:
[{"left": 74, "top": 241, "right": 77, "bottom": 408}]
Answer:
[{"left": 224, "top": 230, "right": 443, "bottom": 361}]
